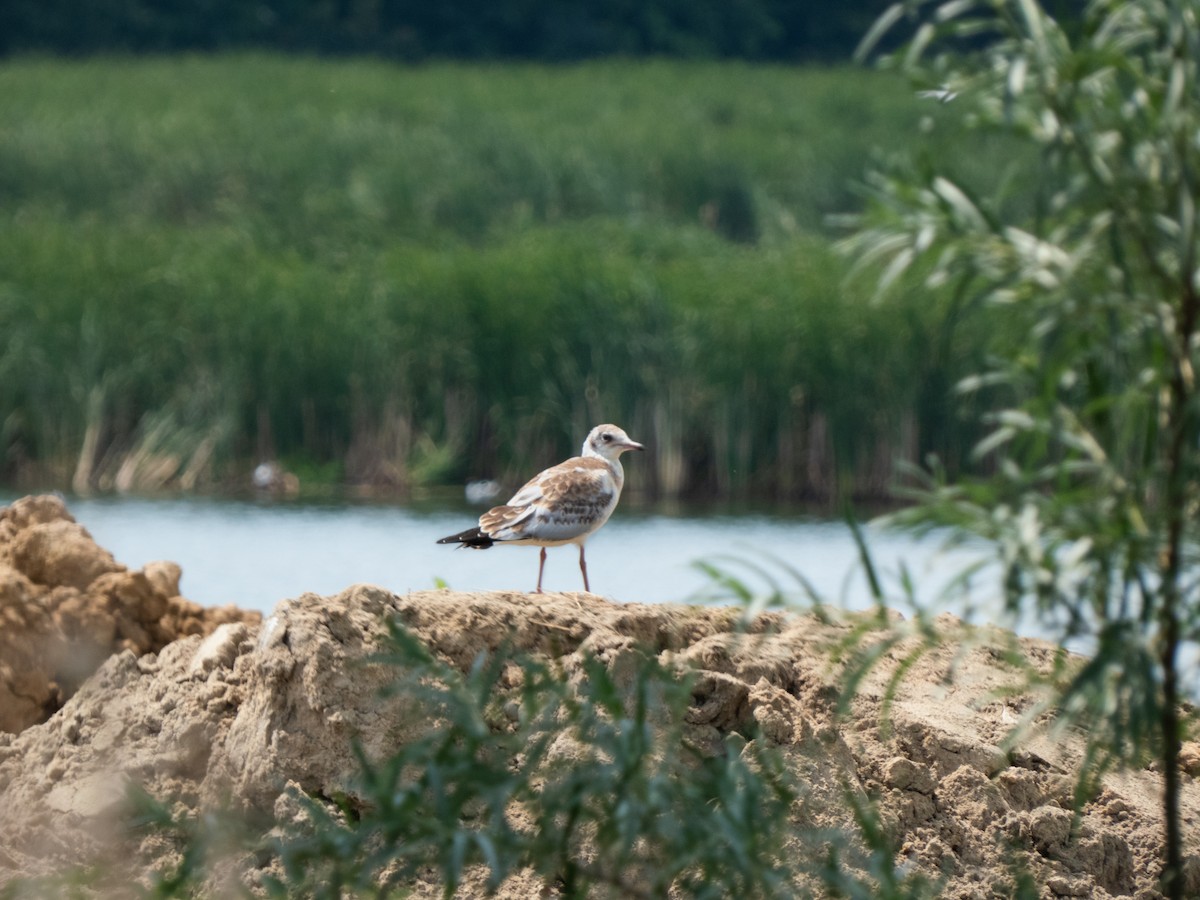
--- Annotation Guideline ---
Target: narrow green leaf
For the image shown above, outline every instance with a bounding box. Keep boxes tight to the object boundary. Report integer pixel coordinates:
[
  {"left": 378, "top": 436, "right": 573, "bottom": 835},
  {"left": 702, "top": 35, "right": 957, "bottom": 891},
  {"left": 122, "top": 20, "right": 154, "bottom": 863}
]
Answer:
[
  {"left": 856, "top": 3, "right": 907, "bottom": 62},
  {"left": 932, "top": 177, "right": 987, "bottom": 230}
]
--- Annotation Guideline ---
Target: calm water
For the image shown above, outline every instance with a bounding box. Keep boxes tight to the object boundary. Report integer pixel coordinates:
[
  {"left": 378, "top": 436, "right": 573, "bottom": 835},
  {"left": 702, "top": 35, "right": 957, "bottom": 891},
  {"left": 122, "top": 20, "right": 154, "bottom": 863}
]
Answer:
[
  {"left": 2, "top": 494, "right": 988, "bottom": 618},
  {"left": 11, "top": 493, "right": 1197, "bottom": 692}
]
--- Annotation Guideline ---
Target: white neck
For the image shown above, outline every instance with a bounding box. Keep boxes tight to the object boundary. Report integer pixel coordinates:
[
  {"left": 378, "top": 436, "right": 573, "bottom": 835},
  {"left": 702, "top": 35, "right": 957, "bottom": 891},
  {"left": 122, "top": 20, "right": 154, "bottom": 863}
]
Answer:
[
  {"left": 609, "top": 458, "right": 625, "bottom": 493},
  {"left": 582, "top": 444, "right": 625, "bottom": 492}
]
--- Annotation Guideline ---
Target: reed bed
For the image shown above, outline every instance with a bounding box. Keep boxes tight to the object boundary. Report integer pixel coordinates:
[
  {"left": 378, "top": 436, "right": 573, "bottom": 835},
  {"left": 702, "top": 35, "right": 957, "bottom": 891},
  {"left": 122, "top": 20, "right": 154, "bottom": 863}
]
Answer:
[{"left": 0, "top": 56, "right": 1009, "bottom": 501}]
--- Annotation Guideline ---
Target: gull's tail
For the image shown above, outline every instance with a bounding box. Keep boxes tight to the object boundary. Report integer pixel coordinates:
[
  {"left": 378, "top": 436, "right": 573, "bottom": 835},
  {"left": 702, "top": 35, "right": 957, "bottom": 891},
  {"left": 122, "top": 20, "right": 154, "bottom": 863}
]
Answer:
[{"left": 436, "top": 527, "right": 494, "bottom": 549}]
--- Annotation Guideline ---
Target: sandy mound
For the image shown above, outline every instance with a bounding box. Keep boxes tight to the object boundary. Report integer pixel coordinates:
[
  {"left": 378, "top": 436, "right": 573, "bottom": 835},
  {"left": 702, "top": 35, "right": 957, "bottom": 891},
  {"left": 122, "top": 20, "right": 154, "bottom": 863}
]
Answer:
[
  {"left": 0, "top": 495, "right": 260, "bottom": 734},
  {"left": 0, "top": 495, "right": 1197, "bottom": 897}
]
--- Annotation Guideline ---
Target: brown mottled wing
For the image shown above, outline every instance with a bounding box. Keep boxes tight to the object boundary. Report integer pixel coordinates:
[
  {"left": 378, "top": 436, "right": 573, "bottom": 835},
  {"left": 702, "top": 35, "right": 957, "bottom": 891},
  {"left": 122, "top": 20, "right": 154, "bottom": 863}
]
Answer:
[{"left": 478, "top": 457, "right": 614, "bottom": 542}]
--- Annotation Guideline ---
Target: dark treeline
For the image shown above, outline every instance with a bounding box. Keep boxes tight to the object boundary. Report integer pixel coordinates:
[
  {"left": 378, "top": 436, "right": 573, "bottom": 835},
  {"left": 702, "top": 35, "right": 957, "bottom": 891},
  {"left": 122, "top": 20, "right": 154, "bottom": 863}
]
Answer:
[
  {"left": 0, "top": 0, "right": 1091, "bottom": 60},
  {"left": 0, "top": 0, "right": 903, "bottom": 60}
]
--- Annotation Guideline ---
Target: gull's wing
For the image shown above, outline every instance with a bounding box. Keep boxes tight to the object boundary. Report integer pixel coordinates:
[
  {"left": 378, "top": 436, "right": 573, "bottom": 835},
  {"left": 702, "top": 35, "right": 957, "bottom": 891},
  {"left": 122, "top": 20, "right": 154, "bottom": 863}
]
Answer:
[{"left": 479, "top": 457, "right": 615, "bottom": 542}]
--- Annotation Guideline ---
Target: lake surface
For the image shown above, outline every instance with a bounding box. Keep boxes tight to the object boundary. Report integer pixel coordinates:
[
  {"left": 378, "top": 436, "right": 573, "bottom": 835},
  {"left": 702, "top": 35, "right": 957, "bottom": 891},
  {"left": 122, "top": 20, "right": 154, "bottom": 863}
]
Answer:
[
  {"left": 10, "top": 492, "right": 1198, "bottom": 691},
  {"left": 2, "top": 494, "right": 990, "bottom": 619}
]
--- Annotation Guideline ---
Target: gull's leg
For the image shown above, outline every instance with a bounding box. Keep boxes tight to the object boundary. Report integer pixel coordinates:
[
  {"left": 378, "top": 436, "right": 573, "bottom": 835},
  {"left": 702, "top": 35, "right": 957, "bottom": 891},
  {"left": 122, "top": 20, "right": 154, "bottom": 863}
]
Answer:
[
  {"left": 536, "top": 547, "right": 547, "bottom": 593},
  {"left": 579, "top": 545, "right": 590, "bottom": 593}
]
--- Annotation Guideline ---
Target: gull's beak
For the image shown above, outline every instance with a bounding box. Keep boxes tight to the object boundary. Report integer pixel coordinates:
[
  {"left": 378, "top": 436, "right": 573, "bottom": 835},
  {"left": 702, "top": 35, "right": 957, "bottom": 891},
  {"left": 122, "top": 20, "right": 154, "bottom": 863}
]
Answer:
[{"left": 624, "top": 439, "right": 645, "bottom": 452}]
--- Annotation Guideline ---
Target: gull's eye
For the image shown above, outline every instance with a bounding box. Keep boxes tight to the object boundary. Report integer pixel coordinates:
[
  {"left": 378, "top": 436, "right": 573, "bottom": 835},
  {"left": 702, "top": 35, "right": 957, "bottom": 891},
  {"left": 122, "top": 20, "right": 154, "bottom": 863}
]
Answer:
[{"left": 601, "top": 433, "right": 613, "bottom": 443}]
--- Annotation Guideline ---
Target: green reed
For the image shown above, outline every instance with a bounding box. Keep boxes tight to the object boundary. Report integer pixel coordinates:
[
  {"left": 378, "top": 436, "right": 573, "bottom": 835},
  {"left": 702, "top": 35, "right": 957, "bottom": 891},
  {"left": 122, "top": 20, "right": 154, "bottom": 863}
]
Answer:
[{"left": 0, "top": 56, "right": 1007, "bottom": 499}]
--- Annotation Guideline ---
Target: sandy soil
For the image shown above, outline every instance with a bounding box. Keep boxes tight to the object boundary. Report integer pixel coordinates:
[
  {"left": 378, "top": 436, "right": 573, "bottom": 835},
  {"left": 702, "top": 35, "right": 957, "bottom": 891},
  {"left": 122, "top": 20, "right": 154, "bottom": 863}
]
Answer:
[
  {"left": 0, "top": 494, "right": 1197, "bottom": 898},
  {"left": 0, "top": 495, "right": 258, "bottom": 734}
]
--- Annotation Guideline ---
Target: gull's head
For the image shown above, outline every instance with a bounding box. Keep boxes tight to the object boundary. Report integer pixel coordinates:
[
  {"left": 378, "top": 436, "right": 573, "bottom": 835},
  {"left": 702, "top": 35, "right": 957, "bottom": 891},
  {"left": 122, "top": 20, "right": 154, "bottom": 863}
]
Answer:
[{"left": 583, "top": 424, "right": 644, "bottom": 461}]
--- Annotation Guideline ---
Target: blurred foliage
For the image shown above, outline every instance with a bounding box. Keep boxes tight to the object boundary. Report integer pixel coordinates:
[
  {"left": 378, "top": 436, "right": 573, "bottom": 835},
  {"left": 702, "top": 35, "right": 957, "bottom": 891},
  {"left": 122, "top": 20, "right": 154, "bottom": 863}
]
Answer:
[
  {"left": 129, "top": 618, "right": 933, "bottom": 899},
  {"left": 0, "top": 59, "right": 1017, "bottom": 501},
  {"left": 843, "top": 0, "right": 1200, "bottom": 895}
]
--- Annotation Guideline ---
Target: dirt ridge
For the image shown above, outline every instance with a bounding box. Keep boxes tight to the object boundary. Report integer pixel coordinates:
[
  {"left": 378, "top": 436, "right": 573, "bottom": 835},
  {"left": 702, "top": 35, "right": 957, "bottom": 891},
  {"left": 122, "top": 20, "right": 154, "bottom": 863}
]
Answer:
[{"left": 0, "top": 495, "right": 258, "bottom": 734}]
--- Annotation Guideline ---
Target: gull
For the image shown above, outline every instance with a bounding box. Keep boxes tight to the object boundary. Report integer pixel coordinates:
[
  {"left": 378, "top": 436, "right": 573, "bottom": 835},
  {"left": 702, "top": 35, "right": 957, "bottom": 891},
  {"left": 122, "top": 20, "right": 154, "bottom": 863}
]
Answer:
[{"left": 437, "top": 424, "right": 644, "bottom": 593}]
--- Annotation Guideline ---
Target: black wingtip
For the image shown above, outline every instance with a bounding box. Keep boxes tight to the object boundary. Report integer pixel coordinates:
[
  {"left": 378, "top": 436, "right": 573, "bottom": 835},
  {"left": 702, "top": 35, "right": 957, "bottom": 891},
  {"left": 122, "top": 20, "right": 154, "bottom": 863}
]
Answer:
[{"left": 436, "top": 527, "right": 495, "bottom": 549}]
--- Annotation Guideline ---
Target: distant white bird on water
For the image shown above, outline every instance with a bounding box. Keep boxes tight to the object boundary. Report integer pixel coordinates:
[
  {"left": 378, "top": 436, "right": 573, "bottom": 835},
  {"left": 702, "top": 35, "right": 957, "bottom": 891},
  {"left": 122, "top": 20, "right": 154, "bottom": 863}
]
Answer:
[
  {"left": 437, "top": 424, "right": 644, "bottom": 593},
  {"left": 464, "top": 478, "right": 502, "bottom": 505}
]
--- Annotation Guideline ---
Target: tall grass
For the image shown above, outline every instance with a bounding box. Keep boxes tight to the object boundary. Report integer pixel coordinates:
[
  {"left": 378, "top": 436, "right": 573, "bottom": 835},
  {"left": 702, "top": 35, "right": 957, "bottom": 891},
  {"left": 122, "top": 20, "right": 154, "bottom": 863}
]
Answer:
[
  {"left": 0, "top": 56, "right": 1011, "bottom": 500},
  {"left": 0, "top": 56, "right": 969, "bottom": 243}
]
